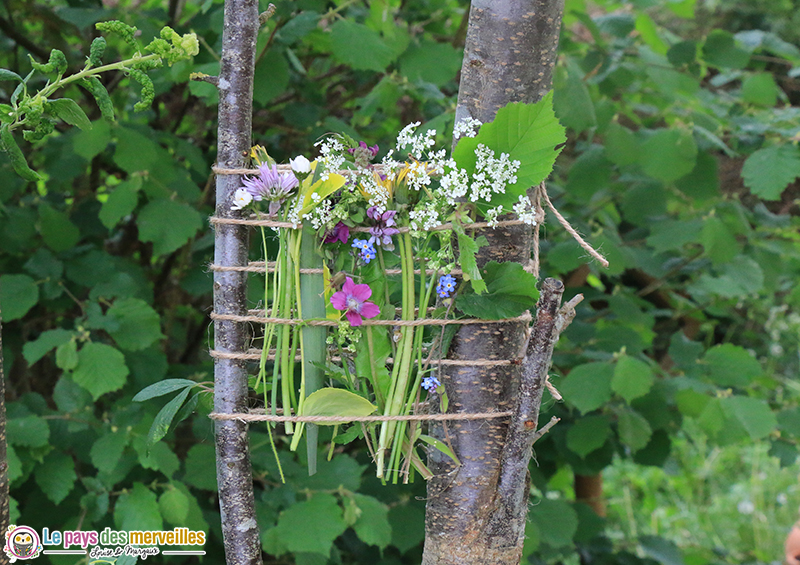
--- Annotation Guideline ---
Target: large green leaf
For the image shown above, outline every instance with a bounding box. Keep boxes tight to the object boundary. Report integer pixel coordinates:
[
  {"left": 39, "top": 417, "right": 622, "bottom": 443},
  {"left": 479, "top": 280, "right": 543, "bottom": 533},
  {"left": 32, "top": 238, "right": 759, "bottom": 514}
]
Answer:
[
  {"left": 455, "top": 261, "right": 539, "bottom": 319},
  {"left": 703, "top": 29, "right": 751, "bottom": 68},
  {"left": 528, "top": 499, "right": 579, "bottom": 548},
  {"left": 0, "top": 273, "right": 39, "bottom": 321},
  {"left": 147, "top": 387, "right": 191, "bottom": 447},
  {"left": 47, "top": 98, "right": 92, "bottom": 130},
  {"left": 72, "top": 342, "right": 129, "bottom": 400},
  {"left": 612, "top": 355, "right": 655, "bottom": 403},
  {"left": 7, "top": 415, "right": 50, "bottom": 447},
  {"left": 137, "top": 198, "right": 203, "bottom": 256},
  {"left": 452, "top": 93, "right": 566, "bottom": 211},
  {"left": 34, "top": 451, "right": 77, "bottom": 505},
  {"left": 99, "top": 176, "right": 141, "bottom": 228},
  {"left": 351, "top": 494, "right": 392, "bottom": 549},
  {"left": 272, "top": 493, "right": 347, "bottom": 556},
  {"left": 330, "top": 20, "right": 396, "bottom": 72},
  {"left": 700, "top": 343, "right": 762, "bottom": 387},
  {"left": 114, "top": 483, "right": 163, "bottom": 532},
  {"left": 617, "top": 408, "right": 652, "bottom": 452},
  {"left": 567, "top": 415, "right": 611, "bottom": 457},
  {"left": 39, "top": 202, "right": 80, "bottom": 252},
  {"left": 105, "top": 297, "right": 164, "bottom": 351},
  {"left": 637, "top": 128, "right": 697, "bottom": 183},
  {"left": 742, "top": 145, "right": 800, "bottom": 201},
  {"left": 23, "top": 328, "right": 73, "bottom": 365},
  {"left": 559, "top": 363, "right": 614, "bottom": 414},
  {"left": 297, "top": 388, "right": 377, "bottom": 425}
]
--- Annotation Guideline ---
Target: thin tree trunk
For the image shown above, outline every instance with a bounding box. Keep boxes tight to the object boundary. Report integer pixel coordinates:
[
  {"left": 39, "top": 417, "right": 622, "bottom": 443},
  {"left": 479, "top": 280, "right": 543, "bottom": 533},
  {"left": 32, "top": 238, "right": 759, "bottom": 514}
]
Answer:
[
  {"left": 213, "top": 1, "right": 262, "bottom": 564},
  {"left": 423, "top": 2, "right": 565, "bottom": 564},
  {"left": 0, "top": 308, "right": 8, "bottom": 549}
]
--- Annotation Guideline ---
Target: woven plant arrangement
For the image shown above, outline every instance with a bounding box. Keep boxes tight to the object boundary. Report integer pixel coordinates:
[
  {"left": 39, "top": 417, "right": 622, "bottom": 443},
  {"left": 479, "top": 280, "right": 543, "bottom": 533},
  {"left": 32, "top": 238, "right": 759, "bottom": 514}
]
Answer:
[{"left": 208, "top": 94, "right": 602, "bottom": 483}]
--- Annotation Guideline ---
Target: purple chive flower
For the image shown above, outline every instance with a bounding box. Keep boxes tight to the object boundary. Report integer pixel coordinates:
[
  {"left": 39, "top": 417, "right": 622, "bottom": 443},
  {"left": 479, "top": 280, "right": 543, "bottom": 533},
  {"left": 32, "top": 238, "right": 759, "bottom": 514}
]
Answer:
[
  {"left": 352, "top": 238, "right": 377, "bottom": 263},
  {"left": 421, "top": 376, "right": 441, "bottom": 392},
  {"left": 330, "top": 277, "right": 381, "bottom": 326},
  {"left": 436, "top": 274, "right": 457, "bottom": 298},
  {"left": 240, "top": 163, "right": 299, "bottom": 216},
  {"left": 367, "top": 206, "right": 400, "bottom": 251},
  {"left": 324, "top": 221, "right": 350, "bottom": 244}
]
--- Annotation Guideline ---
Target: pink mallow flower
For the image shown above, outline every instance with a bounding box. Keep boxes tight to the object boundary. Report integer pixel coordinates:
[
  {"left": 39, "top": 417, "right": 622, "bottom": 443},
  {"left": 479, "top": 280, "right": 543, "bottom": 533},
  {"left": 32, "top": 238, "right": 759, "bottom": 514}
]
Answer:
[{"left": 330, "top": 277, "right": 380, "bottom": 326}]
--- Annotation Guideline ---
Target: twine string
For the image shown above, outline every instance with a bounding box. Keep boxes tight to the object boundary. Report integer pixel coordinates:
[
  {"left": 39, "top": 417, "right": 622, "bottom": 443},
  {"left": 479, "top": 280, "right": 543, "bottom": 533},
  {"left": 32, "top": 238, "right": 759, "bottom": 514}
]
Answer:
[{"left": 209, "top": 410, "right": 513, "bottom": 423}]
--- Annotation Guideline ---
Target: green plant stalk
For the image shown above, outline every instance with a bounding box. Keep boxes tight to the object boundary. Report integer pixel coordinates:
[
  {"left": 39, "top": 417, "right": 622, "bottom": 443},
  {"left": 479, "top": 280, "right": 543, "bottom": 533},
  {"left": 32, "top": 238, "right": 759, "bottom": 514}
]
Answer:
[
  {"left": 279, "top": 232, "right": 295, "bottom": 434},
  {"left": 297, "top": 224, "right": 326, "bottom": 475},
  {"left": 9, "top": 54, "right": 161, "bottom": 127},
  {"left": 257, "top": 227, "right": 277, "bottom": 402},
  {"left": 365, "top": 326, "right": 385, "bottom": 409},
  {"left": 391, "top": 261, "right": 437, "bottom": 483},
  {"left": 269, "top": 229, "right": 285, "bottom": 416},
  {"left": 376, "top": 232, "right": 416, "bottom": 478}
]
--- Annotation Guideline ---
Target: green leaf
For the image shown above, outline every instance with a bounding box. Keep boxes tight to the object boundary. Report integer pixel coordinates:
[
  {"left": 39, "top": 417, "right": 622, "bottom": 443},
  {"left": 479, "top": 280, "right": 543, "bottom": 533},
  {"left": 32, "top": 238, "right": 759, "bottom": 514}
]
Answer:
[
  {"left": 637, "top": 128, "right": 697, "bottom": 183},
  {"left": 0, "top": 273, "right": 39, "bottom": 321},
  {"left": 742, "top": 145, "right": 800, "bottom": 201},
  {"left": 34, "top": 451, "right": 77, "bottom": 505},
  {"left": 452, "top": 93, "right": 566, "bottom": 212},
  {"left": 640, "top": 535, "right": 685, "bottom": 565},
  {"left": 39, "top": 202, "right": 80, "bottom": 252},
  {"left": 617, "top": 408, "right": 653, "bottom": 452},
  {"left": 137, "top": 440, "right": 180, "bottom": 478},
  {"left": 253, "top": 50, "right": 290, "bottom": 106},
  {"left": 528, "top": 498, "right": 579, "bottom": 548},
  {"left": 159, "top": 487, "right": 190, "bottom": 525},
  {"left": 6, "top": 445, "right": 22, "bottom": 484},
  {"left": 635, "top": 13, "right": 667, "bottom": 55},
  {"left": 399, "top": 38, "right": 462, "bottom": 87},
  {"left": 554, "top": 60, "right": 596, "bottom": 135},
  {"left": 105, "top": 297, "right": 164, "bottom": 351},
  {"left": 330, "top": 20, "right": 396, "bottom": 72},
  {"left": 91, "top": 431, "right": 128, "bottom": 474},
  {"left": 133, "top": 378, "right": 197, "bottom": 401},
  {"left": 703, "top": 30, "right": 751, "bottom": 69},
  {"left": 454, "top": 224, "right": 486, "bottom": 294},
  {"left": 700, "top": 215, "right": 739, "bottom": 265},
  {"left": 23, "top": 329, "right": 73, "bottom": 365},
  {"left": 612, "top": 355, "right": 655, "bottom": 403},
  {"left": 8, "top": 415, "right": 50, "bottom": 447},
  {"left": 72, "top": 342, "right": 129, "bottom": 400},
  {"left": 742, "top": 73, "right": 779, "bottom": 107},
  {"left": 273, "top": 493, "right": 347, "bottom": 556},
  {"left": 560, "top": 363, "right": 614, "bottom": 414},
  {"left": 47, "top": 98, "right": 92, "bottom": 130},
  {"left": 667, "top": 40, "right": 698, "bottom": 66},
  {"left": 388, "top": 503, "right": 425, "bottom": 553},
  {"left": 720, "top": 396, "right": 777, "bottom": 440},
  {"left": 604, "top": 123, "right": 638, "bottom": 167},
  {"left": 55, "top": 339, "right": 79, "bottom": 370},
  {"left": 1, "top": 124, "right": 41, "bottom": 181},
  {"left": 777, "top": 407, "right": 800, "bottom": 438},
  {"left": 298, "top": 388, "right": 376, "bottom": 425},
  {"left": 693, "top": 255, "right": 764, "bottom": 298},
  {"left": 147, "top": 387, "right": 191, "bottom": 446},
  {"left": 53, "top": 375, "right": 93, "bottom": 413},
  {"left": 351, "top": 494, "right": 392, "bottom": 549},
  {"left": 99, "top": 177, "right": 141, "bottom": 228},
  {"left": 183, "top": 444, "right": 217, "bottom": 491},
  {"left": 700, "top": 343, "right": 762, "bottom": 388},
  {"left": 114, "top": 483, "right": 163, "bottom": 532},
  {"left": 455, "top": 261, "right": 539, "bottom": 319},
  {"left": 417, "top": 434, "right": 460, "bottom": 465},
  {"left": 355, "top": 326, "right": 392, "bottom": 403},
  {"left": 567, "top": 415, "right": 611, "bottom": 457},
  {"left": 137, "top": 198, "right": 203, "bottom": 256},
  {"left": 0, "top": 68, "right": 23, "bottom": 81},
  {"left": 73, "top": 119, "right": 111, "bottom": 160},
  {"left": 113, "top": 126, "right": 158, "bottom": 173}
]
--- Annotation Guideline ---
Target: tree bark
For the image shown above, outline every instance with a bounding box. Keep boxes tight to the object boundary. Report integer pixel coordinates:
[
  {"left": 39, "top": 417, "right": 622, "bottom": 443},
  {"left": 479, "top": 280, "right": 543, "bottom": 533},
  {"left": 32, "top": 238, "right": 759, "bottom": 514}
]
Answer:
[
  {"left": 213, "top": 1, "right": 262, "bottom": 564},
  {"left": 0, "top": 308, "right": 8, "bottom": 550},
  {"left": 423, "top": 2, "right": 565, "bottom": 564}
]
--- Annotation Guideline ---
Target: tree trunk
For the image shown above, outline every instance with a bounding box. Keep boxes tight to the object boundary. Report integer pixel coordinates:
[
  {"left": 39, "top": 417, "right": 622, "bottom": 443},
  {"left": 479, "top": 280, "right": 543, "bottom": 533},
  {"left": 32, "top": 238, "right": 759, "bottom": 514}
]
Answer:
[
  {"left": 0, "top": 308, "right": 8, "bottom": 546},
  {"left": 213, "top": 1, "right": 262, "bottom": 564},
  {"left": 423, "top": 2, "right": 565, "bottom": 564}
]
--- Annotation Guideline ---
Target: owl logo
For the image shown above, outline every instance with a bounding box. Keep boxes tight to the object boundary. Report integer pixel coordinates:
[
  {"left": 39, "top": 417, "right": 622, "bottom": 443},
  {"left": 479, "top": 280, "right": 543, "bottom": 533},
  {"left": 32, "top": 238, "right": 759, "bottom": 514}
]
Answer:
[{"left": 3, "top": 525, "right": 43, "bottom": 561}]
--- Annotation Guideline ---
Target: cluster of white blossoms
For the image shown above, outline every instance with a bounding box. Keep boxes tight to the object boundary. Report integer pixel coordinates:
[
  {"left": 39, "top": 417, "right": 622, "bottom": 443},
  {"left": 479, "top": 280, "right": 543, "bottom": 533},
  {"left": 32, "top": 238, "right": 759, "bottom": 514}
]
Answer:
[
  {"left": 512, "top": 195, "right": 537, "bottom": 225},
  {"left": 453, "top": 116, "right": 482, "bottom": 140},
  {"left": 315, "top": 137, "right": 346, "bottom": 181},
  {"left": 409, "top": 202, "right": 440, "bottom": 233},
  {"left": 468, "top": 144, "right": 520, "bottom": 202},
  {"left": 359, "top": 173, "right": 390, "bottom": 214},
  {"left": 485, "top": 205, "right": 504, "bottom": 228},
  {"left": 302, "top": 197, "right": 333, "bottom": 230},
  {"left": 406, "top": 160, "right": 432, "bottom": 192},
  {"left": 396, "top": 122, "right": 436, "bottom": 160}
]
